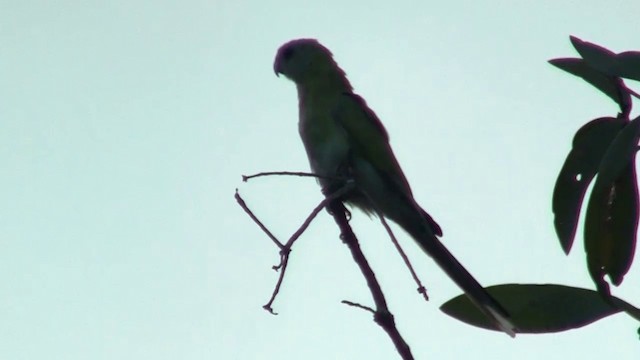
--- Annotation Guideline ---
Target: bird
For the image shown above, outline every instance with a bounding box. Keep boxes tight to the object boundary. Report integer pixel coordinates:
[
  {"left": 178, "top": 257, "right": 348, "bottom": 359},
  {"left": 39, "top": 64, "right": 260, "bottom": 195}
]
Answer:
[{"left": 273, "top": 38, "right": 516, "bottom": 337}]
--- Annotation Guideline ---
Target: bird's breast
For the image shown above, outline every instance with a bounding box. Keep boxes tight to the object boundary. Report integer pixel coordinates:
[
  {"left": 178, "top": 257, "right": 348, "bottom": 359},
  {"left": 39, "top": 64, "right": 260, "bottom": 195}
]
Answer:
[{"left": 298, "top": 108, "right": 350, "bottom": 180}]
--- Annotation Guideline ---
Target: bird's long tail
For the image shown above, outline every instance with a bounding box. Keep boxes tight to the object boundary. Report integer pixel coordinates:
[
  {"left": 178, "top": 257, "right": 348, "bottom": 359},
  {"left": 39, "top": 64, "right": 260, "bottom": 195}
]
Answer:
[
  {"left": 414, "top": 231, "right": 516, "bottom": 337},
  {"left": 353, "top": 173, "right": 516, "bottom": 335},
  {"left": 380, "top": 202, "right": 516, "bottom": 336}
]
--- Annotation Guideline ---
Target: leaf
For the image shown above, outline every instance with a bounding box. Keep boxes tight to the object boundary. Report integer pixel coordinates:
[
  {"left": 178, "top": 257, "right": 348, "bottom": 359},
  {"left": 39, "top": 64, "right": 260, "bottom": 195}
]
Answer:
[
  {"left": 553, "top": 117, "right": 627, "bottom": 253},
  {"left": 616, "top": 51, "right": 640, "bottom": 81},
  {"left": 570, "top": 36, "right": 640, "bottom": 81},
  {"left": 595, "top": 116, "right": 640, "bottom": 185},
  {"left": 548, "top": 58, "right": 630, "bottom": 112},
  {"left": 585, "top": 116, "right": 640, "bottom": 286},
  {"left": 584, "top": 168, "right": 638, "bottom": 290},
  {"left": 570, "top": 36, "right": 618, "bottom": 75},
  {"left": 441, "top": 284, "right": 622, "bottom": 334},
  {"left": 608, "top": 164, "right": 639, "bottom": 282}
]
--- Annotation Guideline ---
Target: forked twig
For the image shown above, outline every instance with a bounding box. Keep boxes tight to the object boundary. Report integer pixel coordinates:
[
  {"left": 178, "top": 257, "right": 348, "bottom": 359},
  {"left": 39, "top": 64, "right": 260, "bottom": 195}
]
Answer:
[
  {"left": 261, "top": 187, "right": 351, "bottom": 313},
  {"left": 235, "top": 179, "right": 354, "bottom": 314},
  {"left": 237, "top": 172, "right": 414, "bottom": 360}
]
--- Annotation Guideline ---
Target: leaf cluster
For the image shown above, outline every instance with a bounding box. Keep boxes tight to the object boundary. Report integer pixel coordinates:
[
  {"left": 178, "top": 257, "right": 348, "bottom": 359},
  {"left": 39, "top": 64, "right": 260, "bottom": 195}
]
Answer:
[{"left": 444, "top": 36, "right": 640, "bottom": 334}]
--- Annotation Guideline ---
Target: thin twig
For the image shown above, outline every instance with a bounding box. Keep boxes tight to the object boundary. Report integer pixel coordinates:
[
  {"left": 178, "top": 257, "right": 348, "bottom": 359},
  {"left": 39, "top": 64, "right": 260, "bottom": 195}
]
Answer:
[
  {"left": 234, "top": 189, "right": 287, "bottom": 313},
  {"left": 357, "top": 189, "right": 429, "bottom": 302},
  {"left": 243, "top": 171, "right": 337, "bottom": 182},
  {"left": 235, "top": 189, "right": 284, "bottom": 249},
  {"left": 263, "top": 193, "right": 344, "bottom": 313},
  {"left": 237, "top": 174, "right": 414, "bottom": 359},
  {"left": 282, "top": 186, "right": 350, "bottom": 249},
  {"left": 378, "top": 216, "right": 429, "bottom": 301},
  {"left": 263, "top": 252, "right": 289, "bottom": 315},
  {"left": 342, "top": 300, "right": 375, "bottom": 314},
  {"left": 236, "top": 183, "right": 355, "bottom": 314}
]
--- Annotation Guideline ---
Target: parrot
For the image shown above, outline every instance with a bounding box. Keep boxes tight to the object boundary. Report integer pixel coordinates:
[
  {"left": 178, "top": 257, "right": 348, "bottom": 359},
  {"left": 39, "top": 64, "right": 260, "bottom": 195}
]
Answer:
[{"left": 273, "top": 38, "right": 516, "bottom": 337}]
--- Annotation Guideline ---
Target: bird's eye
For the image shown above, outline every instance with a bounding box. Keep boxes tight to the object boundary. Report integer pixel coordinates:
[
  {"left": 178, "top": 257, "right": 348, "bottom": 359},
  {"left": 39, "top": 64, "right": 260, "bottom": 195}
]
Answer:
[{"left": 282, "top": 47, "right": 295, "bottom": 60}]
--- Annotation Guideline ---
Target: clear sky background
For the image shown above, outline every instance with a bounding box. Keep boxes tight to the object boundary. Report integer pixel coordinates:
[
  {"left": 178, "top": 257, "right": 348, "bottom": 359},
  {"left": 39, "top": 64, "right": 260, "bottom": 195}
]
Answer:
[{"left": 2, "top": 1, "right": 640, "bottom": 359}]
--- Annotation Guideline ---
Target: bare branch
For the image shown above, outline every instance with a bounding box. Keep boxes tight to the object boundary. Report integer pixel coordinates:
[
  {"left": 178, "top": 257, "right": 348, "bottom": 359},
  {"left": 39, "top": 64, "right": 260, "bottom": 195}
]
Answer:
[
  {"left": 262, "top": 251, "right": 289, "bottom": 315},
  {"left": 242, "top": 171, "right": 338, "bottom": 182},
  {"left": 326, "top": 200, "right": 414, "bottom": 360},
  {"left": 236, "top": 183, "right": 355, "bottom": 314},
  {"left": 235, "top": 189, "right": 284, "bottom": 248},
  {"left": 378, "top": 216, "right": 430, "bottom": 301},
  {"left": 342, "top": 300, "right": 375, "bottom": 314},
  {"left": 237, "top": 176, "right": 414, "bottom": 359},
  {"left": 262, "top": 196, "right": 331, "bottom": 312}
]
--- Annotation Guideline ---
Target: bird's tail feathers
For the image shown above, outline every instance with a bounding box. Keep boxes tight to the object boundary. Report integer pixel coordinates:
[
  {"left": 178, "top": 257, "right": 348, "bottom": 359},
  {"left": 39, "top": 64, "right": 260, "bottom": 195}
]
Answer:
[{"left": 412, "top": 228, "right": 517, "bottom": 337}]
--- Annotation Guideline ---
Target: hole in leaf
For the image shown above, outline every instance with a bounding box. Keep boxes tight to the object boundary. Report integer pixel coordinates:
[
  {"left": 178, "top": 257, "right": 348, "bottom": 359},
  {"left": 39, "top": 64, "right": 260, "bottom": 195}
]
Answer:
[{"left": 575, "top": 173, "right": 582, "bottom": 182}]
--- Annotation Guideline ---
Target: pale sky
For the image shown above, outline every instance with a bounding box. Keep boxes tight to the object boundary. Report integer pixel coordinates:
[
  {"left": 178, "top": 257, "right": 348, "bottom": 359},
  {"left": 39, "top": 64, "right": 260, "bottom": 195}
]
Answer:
[{"left": 1, "top": 1, "right": 640, "bottom": 359}]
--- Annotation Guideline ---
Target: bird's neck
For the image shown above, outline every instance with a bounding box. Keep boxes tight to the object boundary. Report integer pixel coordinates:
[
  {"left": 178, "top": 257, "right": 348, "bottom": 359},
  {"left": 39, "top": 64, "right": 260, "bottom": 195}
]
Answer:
[{"left": 296, "top": 71, "right": 353, "bottom": 105}]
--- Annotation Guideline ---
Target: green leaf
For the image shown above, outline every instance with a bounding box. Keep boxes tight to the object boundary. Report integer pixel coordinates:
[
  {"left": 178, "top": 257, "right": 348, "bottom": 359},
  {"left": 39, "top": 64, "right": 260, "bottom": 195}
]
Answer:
[
  {"left": 548, "top": 58, "right": 630, "bottom": 112},
  {"left": 570, "top": 36, "right": 640, "bottom": 81},
  {"left": 616, "top": 51, "right": 640, "bottom": 82},
  {"left": 594, "top": 116, "right": 640, "bottom": 186},
  {"left": 441, "top": 284, "right": 622, "bottom": 334},
  {"left": 585, "top": 116, "right": 640, "bottom": 286},
  {"left": 608, "top": 165, "right": 639, "bottom": 283},
  {"left": 570, "top": 36, "right": 618, "bottom": 75},
  {"left": 553, "top": 117, "right": 627, "bottom": 253}
]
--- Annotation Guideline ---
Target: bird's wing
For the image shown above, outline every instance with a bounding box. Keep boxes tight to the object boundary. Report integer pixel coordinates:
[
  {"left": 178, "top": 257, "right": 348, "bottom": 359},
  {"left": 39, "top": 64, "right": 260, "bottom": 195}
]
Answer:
[
  {"left": 331, "top": 93, "right": 442, "bottom": 236},
  {"left": 331, "top": 93, "right": 412, "bottom": 193},
  {"left": 331, "top": 93, "right": 516, "bottom": 336}
]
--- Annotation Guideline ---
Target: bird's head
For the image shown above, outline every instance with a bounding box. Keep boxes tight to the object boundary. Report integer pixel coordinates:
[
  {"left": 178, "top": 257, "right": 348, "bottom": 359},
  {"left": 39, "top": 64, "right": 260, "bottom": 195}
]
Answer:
[{"left": 273, "top": 39, "right": 341, "bottom": 84}]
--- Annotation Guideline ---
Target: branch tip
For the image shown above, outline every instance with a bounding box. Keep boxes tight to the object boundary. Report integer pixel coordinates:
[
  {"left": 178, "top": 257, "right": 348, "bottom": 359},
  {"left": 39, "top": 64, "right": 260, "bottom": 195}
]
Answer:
[
  {"left": 417, "top": 286, "right": 429, "bottom": 301},
  {"left": 262, "top": 305, "right": 278, "bottom": 315},
  {"left": 342, "top": 300, "right": 376, "bottom": 314}
]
